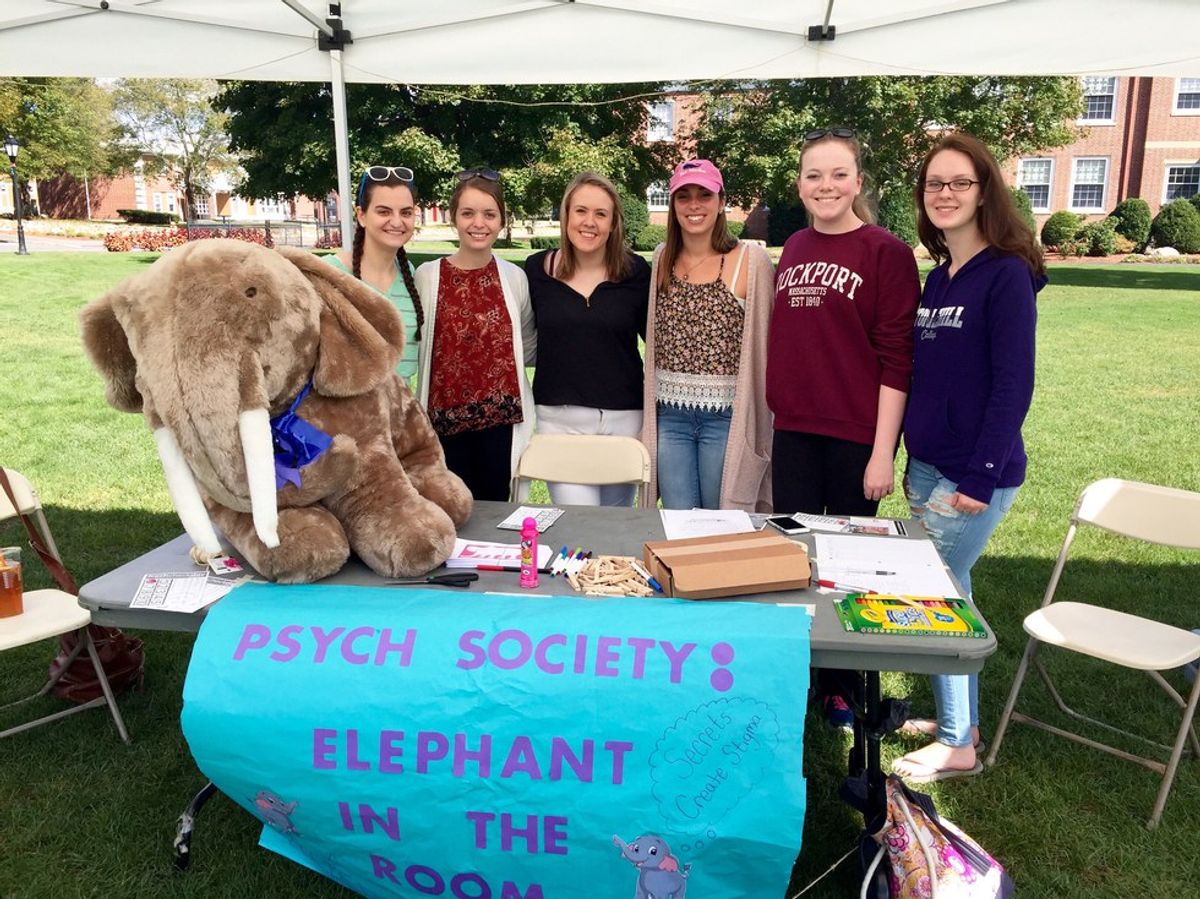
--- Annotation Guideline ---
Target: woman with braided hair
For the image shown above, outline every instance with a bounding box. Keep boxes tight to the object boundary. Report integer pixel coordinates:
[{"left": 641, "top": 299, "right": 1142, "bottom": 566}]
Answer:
[{"left": 327, "top": 165, "right": 425, "bottom": 380}]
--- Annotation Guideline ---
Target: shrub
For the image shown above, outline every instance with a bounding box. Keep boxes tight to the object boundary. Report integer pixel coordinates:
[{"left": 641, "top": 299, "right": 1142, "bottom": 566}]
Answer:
[
  {"left": 1150, "top": 199, "right": 1200, "bottom": 254},
  {"left": 617, "top": 185, "right": 649, "bottom": 248},
  {"left": 877, "top": 188, "right": 918, "bottom": 246},
  {"left": 1040, "top": 210, "right": 1084, "bottom": 249},
  {"left": 1059, "top": 237, "right": 1087, "bottom": 257},
  {"left": 634, "top": 223, "right": 667, "bottom": 252},
  {"left": 767, "top": 203, "right": 807, "bottom": 247},
  {"left": 1112, "top": 233, "right": 1136, "bottom": 254},
  {"left": 1009, "top": 187, "right": 1037, "bottom": 238},
  {"left": 1077, "top": 220, "right": 1118, "bottom": 257},
  {"left": 1107, "top": 197, "right": 1152, "bottom": 251},
  {"left": 727, "top": 220, "right": 745, "bottom": 240},
  {"left": 530, "top": 236, "right": 560, "bottom": 250},
  {"left": 102, "top": 231, "right": 135, "bottom": 252},
  {"left": 1190, "top": 193, "right": 1200, "bottom": 217},
  {"left": 314, "top": 231, "right": 340, "bottom": 249},
  {"left": 117, "top": 208, "right": 179, "bottom": 225}
]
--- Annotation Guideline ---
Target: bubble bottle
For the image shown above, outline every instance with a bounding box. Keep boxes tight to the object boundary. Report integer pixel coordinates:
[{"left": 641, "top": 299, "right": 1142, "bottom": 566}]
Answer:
[{"left": 519, "top": 517, "right": 539, "bottom": 589}]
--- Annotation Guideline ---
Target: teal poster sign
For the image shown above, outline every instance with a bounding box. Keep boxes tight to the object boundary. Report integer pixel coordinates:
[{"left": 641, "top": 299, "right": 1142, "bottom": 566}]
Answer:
[{"left": 182, "top": 583, "right": 811, "bottom": 898}]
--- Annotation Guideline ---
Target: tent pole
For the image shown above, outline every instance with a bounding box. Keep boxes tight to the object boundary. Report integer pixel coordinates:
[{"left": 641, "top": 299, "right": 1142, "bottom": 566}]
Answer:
[{"left": 330, "top": 48, "right": 354, "bottom": 252}]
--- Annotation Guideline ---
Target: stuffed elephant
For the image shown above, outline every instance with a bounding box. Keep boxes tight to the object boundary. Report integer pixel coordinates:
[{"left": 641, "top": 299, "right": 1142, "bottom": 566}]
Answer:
[{"left": 80, "top": 240, "right": 472, "bottom": 583}]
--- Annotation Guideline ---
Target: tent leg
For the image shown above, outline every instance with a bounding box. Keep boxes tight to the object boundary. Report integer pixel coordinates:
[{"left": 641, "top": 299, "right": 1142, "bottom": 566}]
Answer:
[{"left": 330, "top": 47, "right": 354, "bottom": 252}]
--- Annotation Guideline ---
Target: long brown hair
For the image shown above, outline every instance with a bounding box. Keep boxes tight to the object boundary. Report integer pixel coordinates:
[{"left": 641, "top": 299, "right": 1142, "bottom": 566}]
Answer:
[
  {"left": 914, "top": 132, "right": 1045, "bottom": 278},
  {"left": 556, "top": 171, "right": 632, "bottom": 282},
  {"left": 656, "top": 187, "right": 739, "bottom": 295},
  {"left": 352, "top": 175, "right": 424, "bottom": 341},
  {"left": 797, "top": 131, "right": 876, "bottom": 227}
]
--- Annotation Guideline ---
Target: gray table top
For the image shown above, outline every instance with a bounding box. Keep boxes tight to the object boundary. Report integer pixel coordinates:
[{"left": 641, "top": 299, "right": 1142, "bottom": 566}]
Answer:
[{"left": 78, "top": 501, "right": 995, "bottom": 675}]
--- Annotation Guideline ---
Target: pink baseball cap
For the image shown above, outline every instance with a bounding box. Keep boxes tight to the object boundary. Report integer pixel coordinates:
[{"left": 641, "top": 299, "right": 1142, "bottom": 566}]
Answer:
[{"left": 668, "top": 159, "right": 724, "bottom": 195}]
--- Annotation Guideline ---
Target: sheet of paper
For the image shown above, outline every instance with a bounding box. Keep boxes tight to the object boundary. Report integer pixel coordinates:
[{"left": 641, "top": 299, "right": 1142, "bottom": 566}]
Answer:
[
  {"left": 791, "top": 512, "right": 850, "bottom": 533},
  {"left": 846, "top": 516, "right": 906, "bottom": 536},
  {"left": 659, "top": 508, "right": 755, "bottom": 541},
  {"left": 131, "top": 571, "right": 241, "bottom": 613},
  {"left": 496, "top": 506, "right": 565, "bottom": 532},
  {"left": 813, "top": 534, "right": 962, "bottom": 598},
  {"left": 446, "top": 539, "right": 553, "bottom": 570}
]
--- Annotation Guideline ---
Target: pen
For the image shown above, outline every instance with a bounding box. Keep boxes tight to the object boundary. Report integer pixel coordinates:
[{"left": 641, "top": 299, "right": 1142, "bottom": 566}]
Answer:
[
  {"left": 629, "top": 559, "right": 664, "bottom": 593},
  {"left": 816, "top": 578, "right": 877, "bottom": 594},
  {"left": 476, "top": 565, "right": 507, "bottom": 572}
]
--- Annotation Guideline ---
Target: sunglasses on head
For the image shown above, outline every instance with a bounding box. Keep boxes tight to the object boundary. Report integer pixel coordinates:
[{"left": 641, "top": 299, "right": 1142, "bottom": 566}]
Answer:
[
  {"left": 457, "top": 168, "right": 501, "bottom": 182},
  {"left": 803, "top": 127, "right": 857, "bottom": 142},
  {"left": 357, "top": 165, "right": 415, "bottom": 204}
]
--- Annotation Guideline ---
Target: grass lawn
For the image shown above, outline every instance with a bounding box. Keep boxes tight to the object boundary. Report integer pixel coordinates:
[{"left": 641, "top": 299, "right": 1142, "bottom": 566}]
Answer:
[{"left": 2, "top": 252, "right": 1199, "bottom": 898}]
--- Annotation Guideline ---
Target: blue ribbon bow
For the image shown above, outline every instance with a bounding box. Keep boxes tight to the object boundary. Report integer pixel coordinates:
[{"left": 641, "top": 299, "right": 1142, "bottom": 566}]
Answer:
[{"left": 269, "top": 379, "right": 332, "bottom": 490}]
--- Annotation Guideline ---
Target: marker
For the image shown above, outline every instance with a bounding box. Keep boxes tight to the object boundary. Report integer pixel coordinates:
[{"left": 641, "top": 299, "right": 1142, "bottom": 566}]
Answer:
[
  {"left": 476, "top": 565, "right": 508, "bottom": 572},
  {"left": 817, "top": 578, "right": 877, "bottom": 594},
  {"left": 629, "top": 559, "right": 664, "bottom": 593}
]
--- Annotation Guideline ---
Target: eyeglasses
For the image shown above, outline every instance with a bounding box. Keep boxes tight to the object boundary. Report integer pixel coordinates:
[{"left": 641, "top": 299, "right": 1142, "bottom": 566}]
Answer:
[
  {"left": 922, "top": 178, "right": 980, "bottom": 193},
  {"left": 679, "top": 161, "right": 705, "bottom": 170},
  {"left": 457, "top": 168, "right": 501, "bottom": 182},
  {"left": 357, "top": 165, "right": 414, "bottom": 204},
  {"left": 803, "top": 127, "right": 857, "bottom": 142}
]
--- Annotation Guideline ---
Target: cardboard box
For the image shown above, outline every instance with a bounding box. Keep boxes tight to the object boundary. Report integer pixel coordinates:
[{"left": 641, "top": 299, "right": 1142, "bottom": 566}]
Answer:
[{"left": 643, "top": 530, "right": 810, "bottom": 600}]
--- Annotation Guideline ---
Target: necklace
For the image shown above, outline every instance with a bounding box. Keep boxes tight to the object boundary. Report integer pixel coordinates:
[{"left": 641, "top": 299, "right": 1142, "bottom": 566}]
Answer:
[{"left": 676, "top": 253, "right": 717, "bottom": 282}]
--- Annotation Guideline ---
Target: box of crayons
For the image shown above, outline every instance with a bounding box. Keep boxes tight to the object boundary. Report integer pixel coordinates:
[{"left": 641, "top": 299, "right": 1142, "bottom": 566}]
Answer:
[{"left": 834, "top": 594, "right": 988, "bottom": 638}]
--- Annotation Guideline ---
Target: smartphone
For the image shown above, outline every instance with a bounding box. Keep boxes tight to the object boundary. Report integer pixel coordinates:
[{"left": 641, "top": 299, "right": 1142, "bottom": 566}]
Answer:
[{"left": 766, "top": 515, "right": 810, "bottom": 535}]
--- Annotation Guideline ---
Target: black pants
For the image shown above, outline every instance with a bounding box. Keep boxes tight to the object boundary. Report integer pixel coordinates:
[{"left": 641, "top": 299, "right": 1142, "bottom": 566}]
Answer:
[
  {"left": 439, "top": 424, "right": 514, "bottom": 502},
  {"left": 771, "top": 429, "right": 879, "bottom": 517}
]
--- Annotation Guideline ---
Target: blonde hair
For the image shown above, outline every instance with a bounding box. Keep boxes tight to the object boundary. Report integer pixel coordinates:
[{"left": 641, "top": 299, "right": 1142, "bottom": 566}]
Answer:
[{"left": 556, "top": 172, "right": 632, "bottom": 282}]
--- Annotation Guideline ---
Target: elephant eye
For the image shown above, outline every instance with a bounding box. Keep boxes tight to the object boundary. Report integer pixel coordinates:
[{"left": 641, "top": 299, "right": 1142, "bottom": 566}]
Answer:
[
  {"left": 245, "top": 286, "right": 258, "bottom": 298},
  {"left": 648, "top": 846, "right": 657, "bottom": 855}
]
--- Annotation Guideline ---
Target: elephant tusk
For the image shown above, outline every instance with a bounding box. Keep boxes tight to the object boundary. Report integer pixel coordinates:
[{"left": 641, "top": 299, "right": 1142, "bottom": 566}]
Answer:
[
  {"left": 154, "top": 426, "right": 223, "bottom": 555},
  {"left": 239, "top": 408, "right": 281, "bottom": 548}
]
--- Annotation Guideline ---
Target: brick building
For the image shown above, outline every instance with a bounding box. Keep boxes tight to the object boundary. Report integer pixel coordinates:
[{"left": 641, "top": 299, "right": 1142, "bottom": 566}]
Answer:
[{"left": 1009, "top": 76, "right": 1200, "bottom": 225}]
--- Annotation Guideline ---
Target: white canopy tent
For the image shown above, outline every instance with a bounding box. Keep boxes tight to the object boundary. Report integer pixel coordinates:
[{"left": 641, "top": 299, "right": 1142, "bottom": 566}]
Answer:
[{"left": 3, "top": 0, "right": 1198, "bottom": 246}]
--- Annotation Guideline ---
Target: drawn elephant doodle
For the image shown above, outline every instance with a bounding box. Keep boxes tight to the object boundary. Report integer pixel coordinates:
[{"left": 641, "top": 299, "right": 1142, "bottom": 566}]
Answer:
[{"left": 613, "top": 833, "right": 691, "bottom": 899}]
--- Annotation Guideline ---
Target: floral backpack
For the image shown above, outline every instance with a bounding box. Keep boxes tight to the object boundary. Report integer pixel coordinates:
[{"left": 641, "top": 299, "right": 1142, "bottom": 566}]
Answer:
[{"left": 861, "top": 776, "right": 1014, "bottom": 899}]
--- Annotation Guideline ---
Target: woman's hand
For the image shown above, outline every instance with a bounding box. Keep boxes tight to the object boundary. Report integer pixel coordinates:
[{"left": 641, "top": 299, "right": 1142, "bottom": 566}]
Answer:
[
  {"left": 948, "top": 492, "right": 988, "bottom": 515},
  {"left": 863, "top": 451, "right": 896, "bottom": 502}
]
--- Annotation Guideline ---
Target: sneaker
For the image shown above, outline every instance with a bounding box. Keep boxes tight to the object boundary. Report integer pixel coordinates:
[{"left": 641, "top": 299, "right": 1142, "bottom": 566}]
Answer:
[{"left": 824, "top": 694, "right": 854, "bottom": 730}]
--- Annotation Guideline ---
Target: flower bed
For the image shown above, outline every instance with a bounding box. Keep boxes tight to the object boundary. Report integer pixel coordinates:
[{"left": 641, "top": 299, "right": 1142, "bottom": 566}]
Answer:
[{"left": 103, "top": 226, "right": 274, "bottom": 253}]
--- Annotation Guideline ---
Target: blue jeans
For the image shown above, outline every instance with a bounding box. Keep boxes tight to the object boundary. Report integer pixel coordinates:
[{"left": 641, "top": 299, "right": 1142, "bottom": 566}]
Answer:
[
  {"left": 905, "top": 457, "right": 1021, "bottom": 747},
  {"left": 656, "top": 403, "right": 731, "bottom": 509}
]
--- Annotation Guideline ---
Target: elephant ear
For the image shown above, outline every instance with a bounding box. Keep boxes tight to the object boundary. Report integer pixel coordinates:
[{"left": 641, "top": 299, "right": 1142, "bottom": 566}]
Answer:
[
  {"left": 277, "top": 245, "right": 403, "bottom": 396},
  {"left": 80, "top": 286, "right": 143, "bottom": 412}
]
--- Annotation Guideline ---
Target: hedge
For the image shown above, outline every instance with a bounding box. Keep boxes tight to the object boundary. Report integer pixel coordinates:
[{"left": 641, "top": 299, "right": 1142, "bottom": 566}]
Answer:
[
  {"left": 117, "top": 208, "right": 180, "bottom": 225},
  {"left": 1107, "top": 198, "right": 1152, "bottom": 251},
  {"left": 1150, "top": 199, "right": 1200, "bottom": 254},
  {"left": 1040, "top": 210, "right": 1083, "bottom": 249}
]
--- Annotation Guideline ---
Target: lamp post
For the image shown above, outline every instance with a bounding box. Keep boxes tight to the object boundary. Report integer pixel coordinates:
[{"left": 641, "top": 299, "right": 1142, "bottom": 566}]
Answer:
[{"left": 4, "top": 134, "right": 28, "bottom": 256}]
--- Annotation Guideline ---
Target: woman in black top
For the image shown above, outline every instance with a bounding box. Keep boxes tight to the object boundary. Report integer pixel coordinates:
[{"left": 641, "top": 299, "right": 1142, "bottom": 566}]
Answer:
[{"left": 525, "top": 171, "right": 651, "bottom": 506}]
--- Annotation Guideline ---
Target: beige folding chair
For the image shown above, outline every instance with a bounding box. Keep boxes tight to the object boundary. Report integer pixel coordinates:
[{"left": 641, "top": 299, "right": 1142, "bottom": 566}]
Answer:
[
  {"left": 986, "top": 478, "right": 1200, "bottom": 828},
  {"left": 510, "top": 434, "right": 652, "bottom": 508},
  {"left": 0, "top": 467, "right": 130, "bottom": 743}
]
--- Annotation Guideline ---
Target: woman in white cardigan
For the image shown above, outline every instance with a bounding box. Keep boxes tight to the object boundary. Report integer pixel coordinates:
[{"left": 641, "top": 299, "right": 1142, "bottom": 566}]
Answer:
[{"left": 413, "top": 169, "right": 536, "bottom": 501}]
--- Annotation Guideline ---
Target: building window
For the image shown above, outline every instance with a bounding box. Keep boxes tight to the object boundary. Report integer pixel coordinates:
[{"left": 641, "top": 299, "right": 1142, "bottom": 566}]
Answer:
[
  {"left": 167, "top": 194, "right": 176, "bottom": 213},
  {"left": 1070, "top": 157, "right": 1109, "bottom": 211},
  {"left": 1017, "top": 158, "right": 1053, "bottom": 212},
  {"left": 1164, "top": 163, "right": 1200, "bottom": 202},
  {"left": 1173, "top": 77, "right": 1200, "bottom": 114},
  {"left": 152, "top": 192, "right": 163, "bottom": 212},
  {"left": 646, "top": 181, "right": 670, "bottom": 210},
  {"left": 193, "top": 196, "right": 209, "bottom": 217},
  {"left": 1079, "top": 76, "right": 1117, "bottom": 123},
  {"left": 646, "top": 101, "right": 675, "bottom": 143}
]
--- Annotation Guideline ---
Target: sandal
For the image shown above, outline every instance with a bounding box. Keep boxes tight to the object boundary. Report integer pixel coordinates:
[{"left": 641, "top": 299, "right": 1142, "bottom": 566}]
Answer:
[
  {"left": 898, "top": 718, "right": 985, "bottom": 753},
  {"left": 891, "top": 757, "right": 984, "bottom": 784}
]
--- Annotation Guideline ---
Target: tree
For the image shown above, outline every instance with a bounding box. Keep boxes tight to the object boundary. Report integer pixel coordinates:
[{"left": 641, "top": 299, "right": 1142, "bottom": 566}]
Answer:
[
  {"left": 113, "top": 78, "right": 232, "bottom": 219},
  {"left": 0, "top": 77, "right": 121, "bottom": 181},
  {"left": 216, "top": 82, "right": 672, "bottom": 209},
  {"left": 692, "top": 77, "right": 1083, "bottom": 220}
]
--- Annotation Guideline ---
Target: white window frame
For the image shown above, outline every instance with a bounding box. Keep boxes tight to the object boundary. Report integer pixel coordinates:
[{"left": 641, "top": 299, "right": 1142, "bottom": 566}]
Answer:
[
  {"left": 1017, "top": 157, "right": 1054, "bottom": 213},
  {"left": 1172, "top": 77, "right": 1200, "bottom": 115},
  {"left": 1078, "top": 76, "right": 1118, "bottom": 125},
  {"left": 193, "top": 196, "right": 210, "bottom": 217},
  {"left": 646, "top": 100, "right": 675, "bottom": 143},
  {"left": 1069, "top": 157, "right": 1110, "bottom": 213},
  {"left": 152, "top": 191, "right": 163, "bottom": 213},
  {"left": 646, "top": 181, "right": 670, "bottom": 211},
  {"left": 1162, "top": 161, "right": 1200, "bottom": 204}
]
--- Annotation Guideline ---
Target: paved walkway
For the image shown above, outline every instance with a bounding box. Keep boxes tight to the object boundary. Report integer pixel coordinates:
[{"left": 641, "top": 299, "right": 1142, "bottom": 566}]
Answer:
[{"left": 0, "top": 233, "right": 106, "bottom": 253}]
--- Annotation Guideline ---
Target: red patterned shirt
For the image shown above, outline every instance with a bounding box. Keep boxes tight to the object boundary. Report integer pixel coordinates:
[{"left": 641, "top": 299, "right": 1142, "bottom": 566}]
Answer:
[{"left": 427, "top": 256, "right": 523, "bottom": 436}]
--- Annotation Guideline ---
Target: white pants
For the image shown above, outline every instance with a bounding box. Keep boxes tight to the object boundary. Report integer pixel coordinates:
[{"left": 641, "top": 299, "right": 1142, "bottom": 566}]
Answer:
[{"left": 534, "top": 404, "right": 644, "bottom": 507}]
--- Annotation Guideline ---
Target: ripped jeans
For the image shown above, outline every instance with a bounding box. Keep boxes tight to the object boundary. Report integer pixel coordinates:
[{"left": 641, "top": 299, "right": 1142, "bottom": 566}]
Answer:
[{"left": 905, "top": 457, "right": 1021, "bottom": 747}]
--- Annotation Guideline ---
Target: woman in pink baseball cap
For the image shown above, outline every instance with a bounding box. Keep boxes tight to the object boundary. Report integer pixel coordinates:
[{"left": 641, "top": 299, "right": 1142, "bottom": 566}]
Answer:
[{"left": 641, "top": 159, "right": 775, "bottom": 511}]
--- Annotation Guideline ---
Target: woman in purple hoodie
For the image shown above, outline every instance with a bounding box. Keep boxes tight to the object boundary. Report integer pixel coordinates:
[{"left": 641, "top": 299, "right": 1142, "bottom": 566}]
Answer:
[{"left": 892, "top": 133, "right": 1044, "bottom": 784}]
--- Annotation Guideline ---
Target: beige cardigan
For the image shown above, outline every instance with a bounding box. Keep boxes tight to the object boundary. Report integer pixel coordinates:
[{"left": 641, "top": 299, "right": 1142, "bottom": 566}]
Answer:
[
  {"left": 641, "top": 241, "right": 776, "bottom": 512},
  {"left": 414, "top": 256, "right": 537, "bottom": 495}
]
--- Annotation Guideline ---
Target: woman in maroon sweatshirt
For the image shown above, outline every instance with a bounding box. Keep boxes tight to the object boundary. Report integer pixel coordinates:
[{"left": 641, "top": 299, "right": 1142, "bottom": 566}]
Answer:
[{"left": 766, "top": 128, "right": 920, "bottom": 517}]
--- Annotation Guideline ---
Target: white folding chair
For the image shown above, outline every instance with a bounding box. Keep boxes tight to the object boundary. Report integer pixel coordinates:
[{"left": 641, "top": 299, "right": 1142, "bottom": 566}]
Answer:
[
  {"left": 986, "top": 478, "right": 1200, "bottom": 828},
  {"left": 0, "top": 467, "right": 130, "bottom": 743},
  {"left": 510, "top": 434, "right": 652, "bottom": 508}
]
